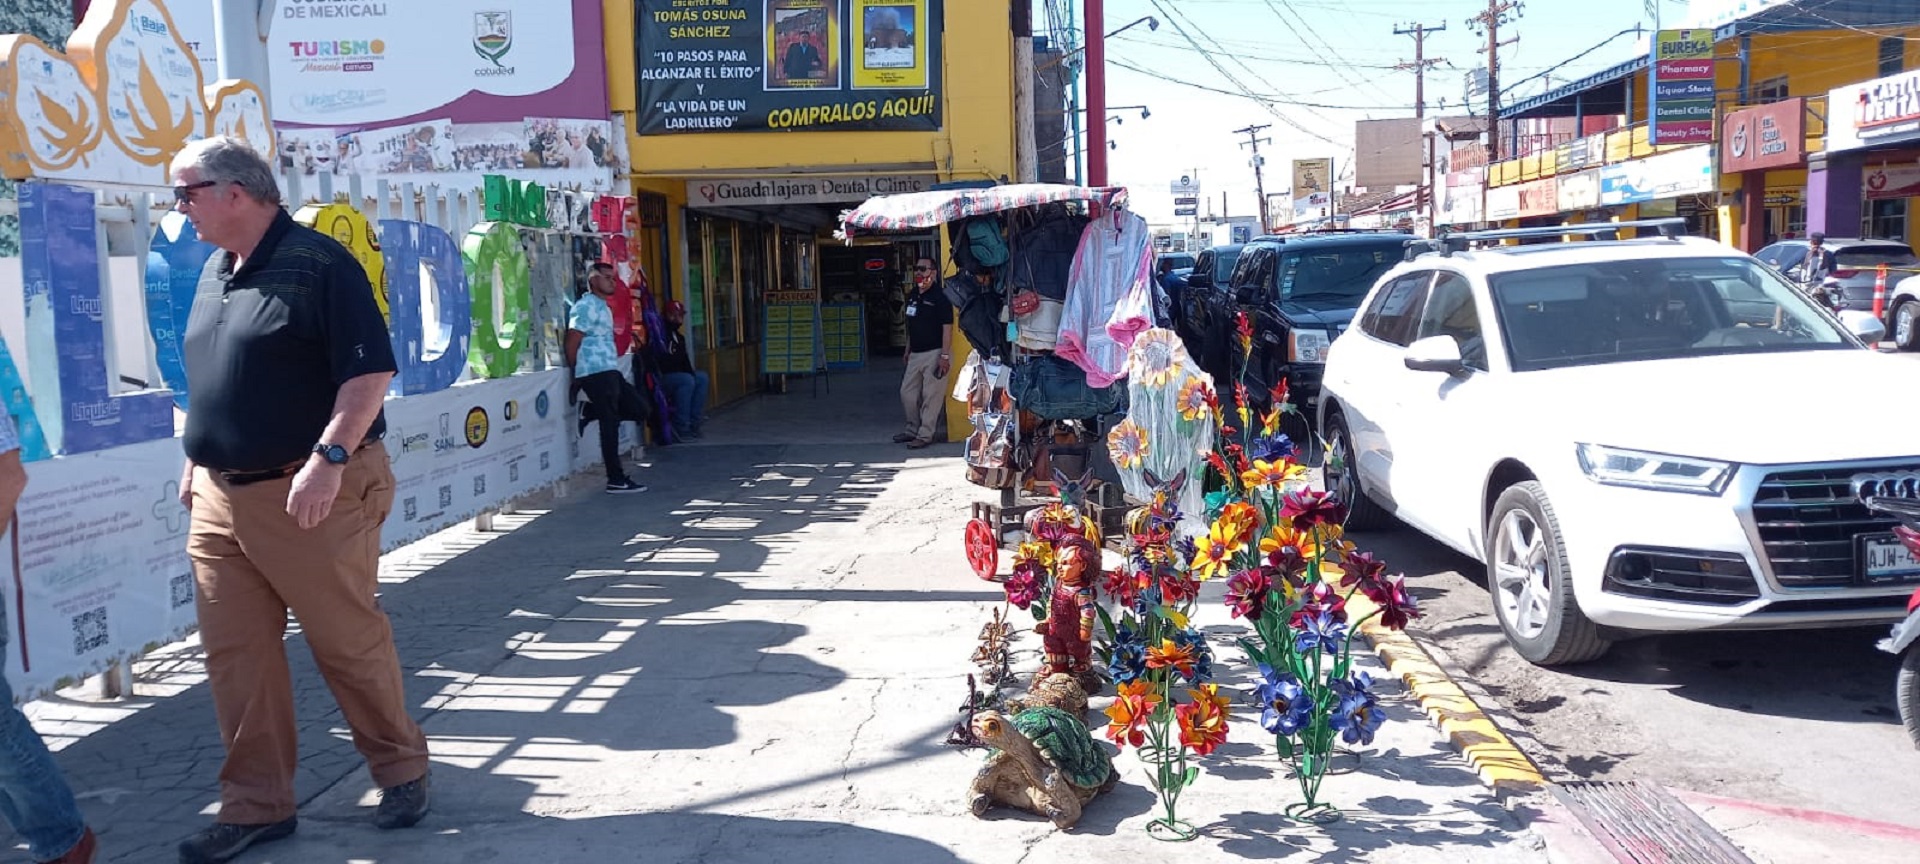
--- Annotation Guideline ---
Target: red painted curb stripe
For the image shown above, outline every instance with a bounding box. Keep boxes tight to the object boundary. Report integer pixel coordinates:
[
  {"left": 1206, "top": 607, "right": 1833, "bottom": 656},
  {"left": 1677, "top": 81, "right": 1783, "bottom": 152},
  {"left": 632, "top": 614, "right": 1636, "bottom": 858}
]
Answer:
[{"left": 1667, "top": 787, "right": 1920, "bottom": 845}]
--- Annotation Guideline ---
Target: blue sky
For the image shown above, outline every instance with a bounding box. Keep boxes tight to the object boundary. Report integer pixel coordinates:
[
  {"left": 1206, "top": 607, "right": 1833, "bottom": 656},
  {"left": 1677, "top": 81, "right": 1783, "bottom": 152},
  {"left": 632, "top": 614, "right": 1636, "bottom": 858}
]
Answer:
[{"left": 1040, "top": 0, "right": 1697, "bottom": 224}]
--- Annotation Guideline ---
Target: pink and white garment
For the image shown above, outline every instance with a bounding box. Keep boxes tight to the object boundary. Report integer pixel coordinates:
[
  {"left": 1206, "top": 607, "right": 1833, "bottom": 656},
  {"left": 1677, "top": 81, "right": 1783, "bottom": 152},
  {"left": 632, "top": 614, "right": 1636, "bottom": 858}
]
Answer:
[{"left": 1056, "top": 211, "right": 1152, "bottom": 387}]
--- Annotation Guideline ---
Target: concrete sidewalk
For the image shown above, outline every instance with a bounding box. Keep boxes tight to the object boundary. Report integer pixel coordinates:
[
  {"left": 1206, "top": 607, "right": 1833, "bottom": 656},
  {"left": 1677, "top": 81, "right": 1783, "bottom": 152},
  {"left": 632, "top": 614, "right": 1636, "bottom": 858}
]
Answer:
[{"left": 9, "top": 364, "right": 1543, "bottom": 863}]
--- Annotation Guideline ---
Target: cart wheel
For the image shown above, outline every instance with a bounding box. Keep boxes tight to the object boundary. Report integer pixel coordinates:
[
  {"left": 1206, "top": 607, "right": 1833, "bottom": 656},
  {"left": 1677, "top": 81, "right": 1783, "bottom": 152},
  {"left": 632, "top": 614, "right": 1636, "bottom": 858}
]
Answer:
[{"left": 964, "top": 518, "right": 999, "bottom": 581}]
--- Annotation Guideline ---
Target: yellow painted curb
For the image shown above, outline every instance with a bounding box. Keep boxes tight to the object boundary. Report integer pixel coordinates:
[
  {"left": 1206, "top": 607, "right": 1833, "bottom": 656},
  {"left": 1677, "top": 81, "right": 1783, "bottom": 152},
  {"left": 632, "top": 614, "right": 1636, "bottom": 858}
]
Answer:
[{"left": 1348, "top": 593, "right": 1547, "bottom": 794}]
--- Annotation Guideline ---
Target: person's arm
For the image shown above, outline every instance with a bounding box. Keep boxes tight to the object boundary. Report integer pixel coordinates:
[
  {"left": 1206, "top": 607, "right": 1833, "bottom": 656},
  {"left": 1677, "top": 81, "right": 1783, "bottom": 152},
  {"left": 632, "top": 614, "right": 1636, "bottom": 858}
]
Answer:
[
  {"left": 938, "top": 319, "right": 953, "bottom": 377},
  {"left": 287, "top": 256, "right": 399, "bottom": 529},
  {"left": 565, "top": 329, "right": 584, "bottom": 370}
]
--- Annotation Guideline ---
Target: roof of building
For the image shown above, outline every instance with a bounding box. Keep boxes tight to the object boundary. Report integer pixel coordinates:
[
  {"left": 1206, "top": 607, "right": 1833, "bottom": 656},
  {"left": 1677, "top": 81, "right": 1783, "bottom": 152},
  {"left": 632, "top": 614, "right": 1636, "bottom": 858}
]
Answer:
[{"left": 1503, "top": 0, "right": 1912, "bottom": 120}]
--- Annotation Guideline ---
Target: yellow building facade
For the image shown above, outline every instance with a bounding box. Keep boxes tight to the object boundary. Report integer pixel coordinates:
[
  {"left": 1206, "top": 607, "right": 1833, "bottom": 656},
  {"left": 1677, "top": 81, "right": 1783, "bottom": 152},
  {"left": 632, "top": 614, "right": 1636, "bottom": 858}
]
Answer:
[
  {"left": 602, "top": 0, "right": 1013, "bottom": 423},
  {"left": 1485, "top": 25, "right": 1920, "bottom": 250}
]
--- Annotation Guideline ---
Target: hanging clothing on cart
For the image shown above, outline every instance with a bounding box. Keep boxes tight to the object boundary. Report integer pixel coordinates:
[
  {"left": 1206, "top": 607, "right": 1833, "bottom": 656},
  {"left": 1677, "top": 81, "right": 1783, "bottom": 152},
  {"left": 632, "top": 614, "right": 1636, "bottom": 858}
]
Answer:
[
  {"left": 1057, "top": 211, "right": 1152, "bottom": 388},
  {"left": 1008, "top": 204, "right": 1088, "bottom": 351}
]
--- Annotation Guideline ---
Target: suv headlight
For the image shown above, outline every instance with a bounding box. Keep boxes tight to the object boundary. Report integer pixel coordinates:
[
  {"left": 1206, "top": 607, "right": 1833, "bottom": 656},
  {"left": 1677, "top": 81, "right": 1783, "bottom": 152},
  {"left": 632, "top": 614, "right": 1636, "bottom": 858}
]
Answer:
[
  {"left": 1289, "top": 329, "right": 1332, "bottom": 363},
  {"left": 1575, "top": 444, "right": 1735, "bottom": 495}
]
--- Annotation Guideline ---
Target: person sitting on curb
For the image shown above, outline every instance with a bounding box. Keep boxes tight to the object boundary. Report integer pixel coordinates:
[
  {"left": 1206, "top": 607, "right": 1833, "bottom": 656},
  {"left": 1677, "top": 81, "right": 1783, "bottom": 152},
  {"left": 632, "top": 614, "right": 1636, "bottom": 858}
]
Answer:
[
  {"left": 656, "top": 302, "right": 709, "bottom": 441},
  {"left": 569, "top": 263, "right": 651, "bottom": 493}
]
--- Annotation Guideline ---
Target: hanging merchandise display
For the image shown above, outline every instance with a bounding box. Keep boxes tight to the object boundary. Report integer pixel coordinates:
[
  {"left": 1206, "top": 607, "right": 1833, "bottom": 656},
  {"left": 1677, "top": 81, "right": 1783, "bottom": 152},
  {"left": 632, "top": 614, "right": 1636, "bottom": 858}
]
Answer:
[{"left": 1057, "top": 211, "right": 1153, "bottom": 388}]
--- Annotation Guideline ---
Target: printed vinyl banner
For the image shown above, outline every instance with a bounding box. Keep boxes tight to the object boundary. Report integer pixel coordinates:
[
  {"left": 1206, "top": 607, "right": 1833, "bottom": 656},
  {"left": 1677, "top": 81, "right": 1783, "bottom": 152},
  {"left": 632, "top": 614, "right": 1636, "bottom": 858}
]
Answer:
[
  {"left": 380, "top": 370, "right": 571, "bottom": 550},
  {"left": 266, "top": 0, "right": 610, "bottom": 128},
  {"left": 637, "top": 0, "right": 944, "bottom": 134},
  {"left": 4, "top": 437, "right": 195, "bottom": 699},
  {"left": 2, "top": 371, "right": 591, "bottom": 700}
]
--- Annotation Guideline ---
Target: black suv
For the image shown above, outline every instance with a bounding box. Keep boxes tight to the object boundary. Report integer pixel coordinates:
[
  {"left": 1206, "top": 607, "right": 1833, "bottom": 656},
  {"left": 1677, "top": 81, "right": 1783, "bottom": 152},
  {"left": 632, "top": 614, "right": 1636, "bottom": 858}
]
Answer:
[
  {"left": 1175, "top": 244, "right": 1244, "bottom": 352},
  {"left": 1196, "top": 231, "right": 1409, "bottom": 423}
]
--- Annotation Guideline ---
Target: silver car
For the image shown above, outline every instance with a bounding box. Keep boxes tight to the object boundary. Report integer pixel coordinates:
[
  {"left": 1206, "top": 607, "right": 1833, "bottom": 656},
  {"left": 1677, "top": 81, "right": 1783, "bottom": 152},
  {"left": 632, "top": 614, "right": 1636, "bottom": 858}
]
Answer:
[{"left": 1754, "top": 237, "right": 1917, "bottom": 315}]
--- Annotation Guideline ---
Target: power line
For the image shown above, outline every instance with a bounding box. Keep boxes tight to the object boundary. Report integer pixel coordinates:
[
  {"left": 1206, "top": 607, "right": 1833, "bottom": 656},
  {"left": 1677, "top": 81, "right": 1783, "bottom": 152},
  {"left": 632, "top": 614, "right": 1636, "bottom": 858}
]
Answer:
[
  {"left": 1141, "top": 0, "right": 1349, "bottom": 147},
  {"left": 1262, "top": 0, "right": 1400, "bottom": 105}
]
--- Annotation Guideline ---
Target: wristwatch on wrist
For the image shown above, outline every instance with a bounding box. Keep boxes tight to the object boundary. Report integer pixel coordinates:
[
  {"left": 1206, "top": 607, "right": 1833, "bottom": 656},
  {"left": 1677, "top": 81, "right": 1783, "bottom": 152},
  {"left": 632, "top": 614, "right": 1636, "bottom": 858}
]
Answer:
[{"left": 313, "top": 443, "right": 351, "bottom": 465}]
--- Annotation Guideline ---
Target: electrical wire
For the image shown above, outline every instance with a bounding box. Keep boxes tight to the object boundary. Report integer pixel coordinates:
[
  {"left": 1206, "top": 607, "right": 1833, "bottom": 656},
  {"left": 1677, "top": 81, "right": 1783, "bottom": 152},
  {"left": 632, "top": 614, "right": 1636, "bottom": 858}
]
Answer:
[
  {"left": 1139, "top": 0, "right": 1351, "bottom": 146},
  {"left": 1261, "top": 0, "right": 1401, "bottom": 103}
]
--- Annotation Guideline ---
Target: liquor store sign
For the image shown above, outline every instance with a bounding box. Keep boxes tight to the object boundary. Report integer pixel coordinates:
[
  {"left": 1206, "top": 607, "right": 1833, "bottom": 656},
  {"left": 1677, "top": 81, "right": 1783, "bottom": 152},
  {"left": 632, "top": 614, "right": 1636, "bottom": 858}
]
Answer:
[{"left": 687, "top": 173, "right": 934, "bottom": 207}]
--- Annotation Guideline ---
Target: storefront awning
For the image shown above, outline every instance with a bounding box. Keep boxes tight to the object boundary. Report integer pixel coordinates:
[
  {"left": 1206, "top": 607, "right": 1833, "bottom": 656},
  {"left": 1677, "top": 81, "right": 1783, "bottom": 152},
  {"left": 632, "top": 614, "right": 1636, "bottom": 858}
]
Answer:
[{"left": 837, "top": 183, "right": 1128, "bottom": 238}]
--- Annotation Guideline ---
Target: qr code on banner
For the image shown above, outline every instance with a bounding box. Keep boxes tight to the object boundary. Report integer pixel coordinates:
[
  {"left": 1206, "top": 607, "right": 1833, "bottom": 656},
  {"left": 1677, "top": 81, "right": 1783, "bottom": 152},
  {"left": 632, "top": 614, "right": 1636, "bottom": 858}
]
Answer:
[
  {"left": 438, "top": 485, "right": 453, "bottom": 508},
  {"left": 509, "top": 463, "right": 520, "bottom": 483},
  {"left": 403, "top": 496, "right": 417, "bottom": 521},
  {"left": 71, "top": 607, "right": 108, "bottom": 655},
  {"left": 170, "top": 573, "right": 193, "bottom": 608},
  {"left": 540, "top": 452, "right": 550, "bottom": 472},
  {"left": 473, "top": 475, "right": 486, "bottom": 496}
]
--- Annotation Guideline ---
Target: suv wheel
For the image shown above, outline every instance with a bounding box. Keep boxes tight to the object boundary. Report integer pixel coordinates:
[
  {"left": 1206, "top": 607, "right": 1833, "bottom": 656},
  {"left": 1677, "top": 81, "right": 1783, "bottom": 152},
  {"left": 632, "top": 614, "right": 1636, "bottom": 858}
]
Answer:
[
  {"left": 1487, "top": 482, "right": 1610, "bottom": 665},
  {"left": 1896, "top": 300, "right": 1920, "bottom": 352},
  {"left": 1325, "top": 412, "right": 1390, "bottom": 531}
]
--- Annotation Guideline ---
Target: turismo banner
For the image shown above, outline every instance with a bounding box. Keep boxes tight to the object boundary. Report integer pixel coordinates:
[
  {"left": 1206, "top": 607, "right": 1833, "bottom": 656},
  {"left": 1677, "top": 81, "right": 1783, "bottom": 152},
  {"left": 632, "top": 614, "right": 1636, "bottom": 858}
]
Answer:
[{"left": 636, "top": 0, "right": 944, "bottom": 134}]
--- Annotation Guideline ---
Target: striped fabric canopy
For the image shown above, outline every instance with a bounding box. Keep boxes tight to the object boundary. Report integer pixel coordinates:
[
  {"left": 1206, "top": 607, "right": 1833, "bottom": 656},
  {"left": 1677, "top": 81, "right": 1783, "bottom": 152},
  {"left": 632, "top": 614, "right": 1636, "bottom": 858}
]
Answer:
[{"left": 838, "top": 183, "right": 1129, "bottom": 238}]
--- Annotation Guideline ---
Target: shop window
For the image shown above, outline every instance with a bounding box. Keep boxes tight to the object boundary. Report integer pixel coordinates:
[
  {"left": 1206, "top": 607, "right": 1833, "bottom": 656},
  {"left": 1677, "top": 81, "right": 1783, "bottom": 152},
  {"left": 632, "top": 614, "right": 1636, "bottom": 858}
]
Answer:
[
  {"left": 1865, "top": 198, "right": 1909, "bottom": 242},
  {"left": 1754, "top": 76, "right": 1789, "bottom": 105},
  {"left": 1881, "top": 38, "right": 1906, "bottom": 78},
  {"left": 686, "top": 214, "right": 708, "bottom": 344},
  {"left": 712, "top": 225, "right": 739, "bottom": 348},
  {"left": 740, "top": 225, "right": 766, "bottom": 345}
]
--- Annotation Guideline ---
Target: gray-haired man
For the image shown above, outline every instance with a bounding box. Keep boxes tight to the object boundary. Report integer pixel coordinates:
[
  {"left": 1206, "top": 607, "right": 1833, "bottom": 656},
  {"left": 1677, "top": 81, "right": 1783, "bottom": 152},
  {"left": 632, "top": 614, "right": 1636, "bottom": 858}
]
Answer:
[{"left": 169, "top": 137, "right": 429, "bottom": 863}]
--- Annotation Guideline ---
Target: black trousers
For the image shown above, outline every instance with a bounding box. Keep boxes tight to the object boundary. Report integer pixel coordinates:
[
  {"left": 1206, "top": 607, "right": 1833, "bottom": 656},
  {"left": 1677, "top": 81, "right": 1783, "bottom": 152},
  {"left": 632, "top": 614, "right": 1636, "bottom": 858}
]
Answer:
[{"left": 578, "top": 370, "right": 649, "bottom": 481}]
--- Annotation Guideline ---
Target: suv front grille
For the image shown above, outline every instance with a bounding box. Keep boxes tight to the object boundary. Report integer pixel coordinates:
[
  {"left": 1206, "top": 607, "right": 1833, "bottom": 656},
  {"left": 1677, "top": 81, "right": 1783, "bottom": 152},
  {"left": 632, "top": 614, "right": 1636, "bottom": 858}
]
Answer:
[{"left": 1751, "top": 466, "right": 1917, "bottom": 587}]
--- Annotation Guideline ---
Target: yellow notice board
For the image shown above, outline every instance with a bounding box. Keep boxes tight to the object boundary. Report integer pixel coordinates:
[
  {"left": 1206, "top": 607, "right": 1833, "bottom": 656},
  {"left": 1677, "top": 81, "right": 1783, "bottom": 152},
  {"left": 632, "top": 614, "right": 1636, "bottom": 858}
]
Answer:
[
  {"left": 822, "top": 302, "right": 865, "bottom": 368},
  {"left": 763, "top": 302, "right": 823, "bottom": 375}
]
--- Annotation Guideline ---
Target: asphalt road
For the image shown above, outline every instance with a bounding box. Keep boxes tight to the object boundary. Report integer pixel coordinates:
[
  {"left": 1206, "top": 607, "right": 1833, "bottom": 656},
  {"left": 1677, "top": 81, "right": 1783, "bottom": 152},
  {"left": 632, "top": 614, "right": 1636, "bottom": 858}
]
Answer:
[{"left": 1350, "top": 521, "right": 1920, "bottom": 829}]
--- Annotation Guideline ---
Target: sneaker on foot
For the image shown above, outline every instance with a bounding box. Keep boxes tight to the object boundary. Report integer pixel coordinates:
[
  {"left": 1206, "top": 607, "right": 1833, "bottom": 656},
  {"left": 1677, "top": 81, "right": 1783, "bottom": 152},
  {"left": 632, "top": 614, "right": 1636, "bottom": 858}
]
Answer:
[
  {"left": 374, "top": 774, "right": 431, "bottom": 830},
  {"left": 48, "top": 827, "right": 96, "bottom": 864},
  {"left": 606, "top": 479, "right": 648, "bottom": 494},
  {"left": 892, "top": 433, "right": 916, "bottom": 443},
  {"left": 178, "top": 818, "right": 297, "bottom": 864}
]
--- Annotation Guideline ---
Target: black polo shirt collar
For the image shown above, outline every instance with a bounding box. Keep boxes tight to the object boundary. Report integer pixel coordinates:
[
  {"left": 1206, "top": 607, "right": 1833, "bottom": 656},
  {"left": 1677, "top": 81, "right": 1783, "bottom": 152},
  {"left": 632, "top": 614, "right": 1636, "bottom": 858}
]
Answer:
[{"left": 218, "top": 209, "right": 297, "bottom": 286}]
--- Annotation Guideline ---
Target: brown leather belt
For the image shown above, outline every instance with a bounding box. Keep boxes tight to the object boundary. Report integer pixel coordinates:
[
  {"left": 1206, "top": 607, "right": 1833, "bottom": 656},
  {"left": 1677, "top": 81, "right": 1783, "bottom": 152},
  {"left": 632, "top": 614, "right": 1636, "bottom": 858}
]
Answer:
[{"left": 217, "top": 439, "right": 378, "bottom": 486}]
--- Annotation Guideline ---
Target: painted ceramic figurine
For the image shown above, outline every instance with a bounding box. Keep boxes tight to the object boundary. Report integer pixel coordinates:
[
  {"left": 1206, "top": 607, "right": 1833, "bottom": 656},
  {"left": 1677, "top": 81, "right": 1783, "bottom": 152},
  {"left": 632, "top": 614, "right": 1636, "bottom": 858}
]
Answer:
[
  {"left": 968, "top": 677, "right": 1116, "bottom": 829},
  {"left": 1038, "top": 534, "right": 1099, "bottom": 692}
]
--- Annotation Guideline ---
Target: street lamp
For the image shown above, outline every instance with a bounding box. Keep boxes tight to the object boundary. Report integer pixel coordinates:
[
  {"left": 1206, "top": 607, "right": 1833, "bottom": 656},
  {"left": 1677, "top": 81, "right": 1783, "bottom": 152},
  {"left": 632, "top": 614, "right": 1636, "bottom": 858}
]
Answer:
[{"left": 1039, "top": 17, "right": 1159, "bottom": 73}]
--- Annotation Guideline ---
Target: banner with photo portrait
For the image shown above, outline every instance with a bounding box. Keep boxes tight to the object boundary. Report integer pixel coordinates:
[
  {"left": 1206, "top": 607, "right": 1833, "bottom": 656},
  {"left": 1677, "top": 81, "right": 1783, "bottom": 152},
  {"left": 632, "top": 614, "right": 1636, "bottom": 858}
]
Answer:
[{"left": 636, "top": 0, "right": 943, "bottom": 134}]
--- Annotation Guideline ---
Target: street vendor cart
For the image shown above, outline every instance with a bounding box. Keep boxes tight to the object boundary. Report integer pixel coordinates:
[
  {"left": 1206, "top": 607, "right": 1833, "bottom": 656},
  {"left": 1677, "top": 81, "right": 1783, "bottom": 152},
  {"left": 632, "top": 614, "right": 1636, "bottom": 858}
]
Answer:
[{"left": 838, "top": 182, "right": 1149, "bottom": 580}]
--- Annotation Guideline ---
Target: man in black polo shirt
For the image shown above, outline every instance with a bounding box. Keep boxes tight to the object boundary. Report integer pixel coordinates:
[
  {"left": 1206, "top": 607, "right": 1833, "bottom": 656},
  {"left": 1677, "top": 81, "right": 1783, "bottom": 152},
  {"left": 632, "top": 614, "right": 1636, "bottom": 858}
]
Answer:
[
  {"left": 896, "top": 257, "right": 952, "bottom": 449},
  {"left": 169, "top": 137, "right": 429, "bottom": 864}
]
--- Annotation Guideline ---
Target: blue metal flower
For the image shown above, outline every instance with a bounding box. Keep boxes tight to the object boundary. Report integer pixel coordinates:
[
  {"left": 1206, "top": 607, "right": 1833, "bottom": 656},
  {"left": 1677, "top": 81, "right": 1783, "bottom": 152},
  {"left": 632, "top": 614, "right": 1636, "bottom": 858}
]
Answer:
[
  {"left": 1294, "top": 609, "right": 1347, "bottom": 655},
  {"left": 1248, "top": 433, "right": 1296, "bottom": 463},
  {"left": 1253, "top": 664, "right": 1315, "bottom": 737},
  {"left": 1329, "top": 672, "right": 1385, "bottom": 746},
  {"left": 1108, "top": 627, "right": 1148, "bottom": 684}
]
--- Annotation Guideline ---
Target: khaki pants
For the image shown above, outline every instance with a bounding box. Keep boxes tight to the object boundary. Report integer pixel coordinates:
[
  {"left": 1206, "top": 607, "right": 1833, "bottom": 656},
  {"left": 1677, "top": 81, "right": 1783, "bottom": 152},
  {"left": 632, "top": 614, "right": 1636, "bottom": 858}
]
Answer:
[
  {"left": 900, "top": 349, "right": 946, "bottom": 441},
  {"left": 187, "top": 442, "right": 429, "bottom": 824}
]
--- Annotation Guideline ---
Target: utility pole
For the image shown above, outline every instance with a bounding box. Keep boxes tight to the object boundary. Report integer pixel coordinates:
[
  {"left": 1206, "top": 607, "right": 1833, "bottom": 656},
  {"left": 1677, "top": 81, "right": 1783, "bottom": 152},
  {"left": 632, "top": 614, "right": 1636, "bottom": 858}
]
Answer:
[
  {"left": 1235, "top": 123, "right": 1273, "bottom": 232},
  {"left": 1467, "top": 0, "right": 1523, "bottom": 161},
  {"left": 1393, "top": 22, "right": 1447, "bottom": 119}
]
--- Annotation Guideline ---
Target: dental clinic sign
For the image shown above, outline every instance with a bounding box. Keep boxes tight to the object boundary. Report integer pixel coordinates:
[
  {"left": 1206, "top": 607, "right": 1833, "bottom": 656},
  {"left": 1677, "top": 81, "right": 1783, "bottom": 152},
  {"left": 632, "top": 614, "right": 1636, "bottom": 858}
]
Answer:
[
  {"left": 1827, "top": 69, "right": 1920, "bottom": 154},
  {"left": 687, "top": 173, "right": 936, "bottom": 208}
]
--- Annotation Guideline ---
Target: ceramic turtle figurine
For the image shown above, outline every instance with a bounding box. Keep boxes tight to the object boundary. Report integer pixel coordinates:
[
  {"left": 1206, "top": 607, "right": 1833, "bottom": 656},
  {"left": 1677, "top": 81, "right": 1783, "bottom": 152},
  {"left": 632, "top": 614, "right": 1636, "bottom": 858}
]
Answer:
[{"left": 968, "top": 705, "right": 1117, "bottom": 829}]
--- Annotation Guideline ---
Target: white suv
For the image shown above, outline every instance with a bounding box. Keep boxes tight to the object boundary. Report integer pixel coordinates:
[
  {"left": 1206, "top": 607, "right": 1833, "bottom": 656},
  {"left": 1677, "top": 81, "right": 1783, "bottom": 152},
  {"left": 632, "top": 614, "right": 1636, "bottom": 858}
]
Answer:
[{"left": 1317, "top": 220, "right": 1918, "bottom": 665}]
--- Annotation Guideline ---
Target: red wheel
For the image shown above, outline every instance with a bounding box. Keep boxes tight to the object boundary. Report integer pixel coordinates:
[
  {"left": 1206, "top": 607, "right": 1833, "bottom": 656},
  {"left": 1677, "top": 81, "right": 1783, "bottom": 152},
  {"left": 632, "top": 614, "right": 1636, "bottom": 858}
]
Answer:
[{"left": 964, "top": 518, "right": 999, "bottom": 580}]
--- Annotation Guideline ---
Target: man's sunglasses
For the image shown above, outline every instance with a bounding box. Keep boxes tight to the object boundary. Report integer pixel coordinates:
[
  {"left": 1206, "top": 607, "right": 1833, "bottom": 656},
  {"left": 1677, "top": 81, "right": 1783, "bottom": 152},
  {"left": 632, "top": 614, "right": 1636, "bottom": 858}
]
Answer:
[
  {"left": 913, "top": 265, "right": 935, "bottom": 273},
  {"left": 172, "top": 180, "right": 219, "bottom": 203}
]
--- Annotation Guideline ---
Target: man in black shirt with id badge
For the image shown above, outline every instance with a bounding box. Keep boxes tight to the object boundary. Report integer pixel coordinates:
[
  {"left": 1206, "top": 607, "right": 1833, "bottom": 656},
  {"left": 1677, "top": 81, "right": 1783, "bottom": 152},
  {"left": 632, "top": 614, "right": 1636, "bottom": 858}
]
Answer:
[{"left": 895, "top": 257, "right": 952, "bottom": 449}]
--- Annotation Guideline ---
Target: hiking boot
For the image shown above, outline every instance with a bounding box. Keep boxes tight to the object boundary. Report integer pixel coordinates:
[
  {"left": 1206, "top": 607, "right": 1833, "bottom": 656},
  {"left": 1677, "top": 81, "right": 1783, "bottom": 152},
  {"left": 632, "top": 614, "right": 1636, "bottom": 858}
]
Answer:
[
  {"left": 46, "top": 828, "right": 96, "bottom": 864},
  {"left": 178, "top": 818, "right": 296, "bottom": 864},
  {"left": 374, "top": 774, "right": 431, "bottom": 830}
]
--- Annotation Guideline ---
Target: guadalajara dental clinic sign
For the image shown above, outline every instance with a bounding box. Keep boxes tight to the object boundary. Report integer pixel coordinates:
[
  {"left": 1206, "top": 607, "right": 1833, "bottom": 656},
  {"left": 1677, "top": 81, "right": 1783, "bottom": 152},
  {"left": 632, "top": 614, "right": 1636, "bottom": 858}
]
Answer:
[{"left": 0, "top": 0, "right": 636, "bottom": 699}]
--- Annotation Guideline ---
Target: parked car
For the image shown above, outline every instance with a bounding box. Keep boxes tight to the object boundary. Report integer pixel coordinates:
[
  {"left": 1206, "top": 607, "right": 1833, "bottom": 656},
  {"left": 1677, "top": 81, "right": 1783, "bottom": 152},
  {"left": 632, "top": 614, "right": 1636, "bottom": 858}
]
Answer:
[
  {"left": 1318, "top": 219, "right": 1911, "bottom": 667},
  {"left": 1176, "top": 244, "right": 1244, "bottom": 351},
  {"left": 1754, "top": 237, "right": 1917, "bottom": 317},
  {"left": 1196, "top": 231, "right": 1408, "bottom": 422}
]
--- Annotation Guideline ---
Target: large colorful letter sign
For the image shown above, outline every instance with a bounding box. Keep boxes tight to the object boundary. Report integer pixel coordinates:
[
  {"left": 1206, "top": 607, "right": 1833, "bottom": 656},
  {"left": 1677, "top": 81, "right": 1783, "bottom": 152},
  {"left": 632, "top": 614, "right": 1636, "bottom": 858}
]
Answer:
[
  {"left": 462, "top": 222, "right": 532, "bottom": 379},
  {"left": 17, "top": 181, "right": 175, "bottom": 455},
  {"left": 297, "top": 202, "right": 389, "bottom": 322},
  {"left": 381, "top": 220, "right": 473, "bottom": 395},
  {"left": 147, "top": 211, "right": 213, "bottom": 410}
]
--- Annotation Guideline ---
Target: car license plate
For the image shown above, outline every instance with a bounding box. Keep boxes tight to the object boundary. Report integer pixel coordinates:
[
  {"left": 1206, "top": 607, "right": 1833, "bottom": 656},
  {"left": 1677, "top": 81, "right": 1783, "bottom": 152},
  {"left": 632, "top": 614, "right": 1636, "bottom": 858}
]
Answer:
[{"left": 1859, "top": 533, "right": 1920, "bottom": 583}]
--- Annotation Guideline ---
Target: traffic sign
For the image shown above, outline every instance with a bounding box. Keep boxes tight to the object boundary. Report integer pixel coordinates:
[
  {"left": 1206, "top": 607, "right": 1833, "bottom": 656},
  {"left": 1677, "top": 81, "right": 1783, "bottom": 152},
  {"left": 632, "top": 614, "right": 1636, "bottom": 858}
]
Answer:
[
  {"left": 1173, "top": 206, "right": 1198, "bottom": 217},
  {"left": 1173, "top": 196, "right": 1198, "bottom": 206},
  {"left": 1170, "top": 174, "right": 1201, "bottom": 196}
]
